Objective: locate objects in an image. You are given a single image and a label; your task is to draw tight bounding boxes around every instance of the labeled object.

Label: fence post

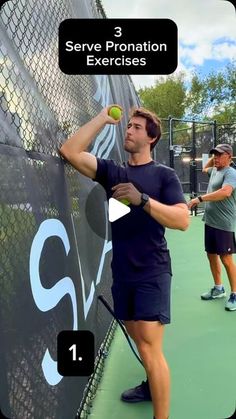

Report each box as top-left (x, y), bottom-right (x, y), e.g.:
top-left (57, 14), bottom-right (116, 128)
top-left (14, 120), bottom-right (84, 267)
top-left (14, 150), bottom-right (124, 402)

top-left (168, 116), bottom-right (174, 168)
top-left (213, 119), bottom-right (217, 147)
top-left (190, 121), bottom-right (197, 193)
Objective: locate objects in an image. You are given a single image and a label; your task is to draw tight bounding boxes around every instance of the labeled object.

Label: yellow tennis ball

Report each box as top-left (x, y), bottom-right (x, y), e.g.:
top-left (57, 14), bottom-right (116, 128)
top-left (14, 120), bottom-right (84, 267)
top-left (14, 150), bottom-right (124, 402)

top-left (108, 106), bottom-right (122, 120)
top-left (120, 198), bottom-right (130, 205)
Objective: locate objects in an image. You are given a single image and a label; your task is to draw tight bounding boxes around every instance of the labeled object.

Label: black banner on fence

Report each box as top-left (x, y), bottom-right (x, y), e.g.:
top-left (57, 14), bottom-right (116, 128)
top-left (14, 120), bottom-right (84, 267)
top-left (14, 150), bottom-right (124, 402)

top-left (0, 1), bottom-right (139, 418)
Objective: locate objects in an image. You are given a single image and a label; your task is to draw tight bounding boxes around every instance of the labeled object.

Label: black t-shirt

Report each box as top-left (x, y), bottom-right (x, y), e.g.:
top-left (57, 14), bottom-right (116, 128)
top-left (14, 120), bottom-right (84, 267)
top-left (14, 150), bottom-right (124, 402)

top-left (94, 159), bottom-right (186, 282)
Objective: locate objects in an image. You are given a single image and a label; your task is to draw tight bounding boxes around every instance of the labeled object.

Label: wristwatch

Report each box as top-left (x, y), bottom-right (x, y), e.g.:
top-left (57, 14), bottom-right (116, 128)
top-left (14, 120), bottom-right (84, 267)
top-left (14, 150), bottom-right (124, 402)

top-left (198, 195), bottom-right (203, 202)
top-left (139, 193), bottom-right (149, 208)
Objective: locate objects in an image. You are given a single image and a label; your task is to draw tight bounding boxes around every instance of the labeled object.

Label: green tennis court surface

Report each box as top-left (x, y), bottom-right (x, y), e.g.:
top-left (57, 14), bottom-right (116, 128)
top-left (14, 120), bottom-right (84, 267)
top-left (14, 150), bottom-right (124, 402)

top-left (90, 217), bottom-right (236, 419)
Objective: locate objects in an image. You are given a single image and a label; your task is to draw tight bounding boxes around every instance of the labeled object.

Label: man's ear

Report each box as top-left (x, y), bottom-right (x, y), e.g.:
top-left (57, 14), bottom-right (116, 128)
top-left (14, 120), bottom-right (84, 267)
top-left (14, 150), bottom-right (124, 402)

top-left (149, 137), bottom-right (157, 145)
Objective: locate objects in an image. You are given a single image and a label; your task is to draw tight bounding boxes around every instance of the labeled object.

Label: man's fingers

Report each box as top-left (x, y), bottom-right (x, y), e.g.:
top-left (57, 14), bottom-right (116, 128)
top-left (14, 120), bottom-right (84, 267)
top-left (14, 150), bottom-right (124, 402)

top-left (112, 183), bottom-right (129, 190)
top-left (188, 201), bottom-right (197, 209)
top-left (112, 189), bottom-right (129, 198)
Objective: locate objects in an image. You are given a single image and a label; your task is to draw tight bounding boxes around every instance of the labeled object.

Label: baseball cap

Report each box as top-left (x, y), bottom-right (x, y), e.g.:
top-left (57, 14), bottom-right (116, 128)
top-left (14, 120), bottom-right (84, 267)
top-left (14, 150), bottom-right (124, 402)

top-left (209, 144), bottom-right (233, 156)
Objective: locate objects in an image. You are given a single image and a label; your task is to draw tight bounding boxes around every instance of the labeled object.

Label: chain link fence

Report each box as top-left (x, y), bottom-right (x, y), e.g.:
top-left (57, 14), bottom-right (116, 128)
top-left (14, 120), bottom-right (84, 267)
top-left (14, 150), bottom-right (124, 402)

top-left (1, 1), bottom-right (235, 417)
top-left (154, 118), bottom-right (236, 196)
top-left (0, 1), bottom-right (139, 418)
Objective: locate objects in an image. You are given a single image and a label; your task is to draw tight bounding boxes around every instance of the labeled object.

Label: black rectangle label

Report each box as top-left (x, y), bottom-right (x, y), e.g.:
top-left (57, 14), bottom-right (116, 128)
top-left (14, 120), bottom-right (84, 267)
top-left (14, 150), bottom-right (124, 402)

top-left (57, 330), bottom-right (94, 376)
top-left (59, 18), bottom-right (178, 75)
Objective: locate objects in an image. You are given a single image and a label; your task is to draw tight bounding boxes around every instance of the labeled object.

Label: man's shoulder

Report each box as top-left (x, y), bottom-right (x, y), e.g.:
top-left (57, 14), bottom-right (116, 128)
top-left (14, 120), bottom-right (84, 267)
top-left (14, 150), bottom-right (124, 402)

top-left (227, 166), bottom-right (236, 175)
top-left (152, 161), bottom-right (175, 173)
top-left (222, 166), bottom-right (236, 179)
top-left (152, 162), bottom-right (177, 180)
top-left (97, 158), bottom-right (176, 177)
top-left (95, 158), bottom-right (125, 183)
top-left (97, 158), bottom-right (124, 169)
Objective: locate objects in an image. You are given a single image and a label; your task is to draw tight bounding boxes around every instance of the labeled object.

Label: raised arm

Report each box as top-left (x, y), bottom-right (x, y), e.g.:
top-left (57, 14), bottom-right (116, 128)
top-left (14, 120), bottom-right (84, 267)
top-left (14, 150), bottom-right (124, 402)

top-left (59, 105), bottom-right (122, 179)
top-left (202, 155), bottom-right (214, 173)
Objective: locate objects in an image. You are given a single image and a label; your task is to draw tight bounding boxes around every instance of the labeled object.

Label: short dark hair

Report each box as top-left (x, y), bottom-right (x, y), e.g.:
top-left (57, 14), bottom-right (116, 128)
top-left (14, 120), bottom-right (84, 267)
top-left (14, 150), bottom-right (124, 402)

top-left (129, 107), bottom-right (162, 150)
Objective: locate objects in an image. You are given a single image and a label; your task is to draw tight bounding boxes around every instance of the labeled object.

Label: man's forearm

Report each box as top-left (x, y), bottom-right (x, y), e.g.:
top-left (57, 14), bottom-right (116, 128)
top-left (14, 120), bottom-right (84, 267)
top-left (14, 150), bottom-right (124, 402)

top-left (188, 186), bottom-right (232, 209)
top-left (144, 198), bottom-right (189, 231)
top-left (201, 188), bottom-right (231, 202)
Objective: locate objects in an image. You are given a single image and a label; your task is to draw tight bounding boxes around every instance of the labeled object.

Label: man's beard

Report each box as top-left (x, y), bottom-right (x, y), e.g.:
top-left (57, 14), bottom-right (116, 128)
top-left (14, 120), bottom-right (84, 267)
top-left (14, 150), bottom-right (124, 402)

top-left (124, 141), bottom-right (138, 153)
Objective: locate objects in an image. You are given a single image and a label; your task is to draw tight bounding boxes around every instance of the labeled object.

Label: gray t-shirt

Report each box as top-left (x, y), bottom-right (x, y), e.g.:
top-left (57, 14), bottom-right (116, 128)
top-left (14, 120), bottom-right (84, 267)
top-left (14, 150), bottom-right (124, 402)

top-left (203, 166), bottom-right (236, 232)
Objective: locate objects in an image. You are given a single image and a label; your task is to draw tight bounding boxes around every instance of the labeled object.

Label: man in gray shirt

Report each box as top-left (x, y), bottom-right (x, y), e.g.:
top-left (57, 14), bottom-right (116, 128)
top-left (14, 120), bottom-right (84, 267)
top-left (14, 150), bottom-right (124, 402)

top-left (188, 144), bottom-right (236, 311)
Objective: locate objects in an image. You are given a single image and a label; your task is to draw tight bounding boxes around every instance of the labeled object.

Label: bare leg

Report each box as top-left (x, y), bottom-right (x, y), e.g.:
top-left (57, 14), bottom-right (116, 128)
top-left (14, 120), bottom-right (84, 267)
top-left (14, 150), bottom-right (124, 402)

top-left (125, 320), bottom-right (170, 419)
top-left (207, 253), bottom-right (222, 285)
top-left (220, 254), bottom-right (236, 292)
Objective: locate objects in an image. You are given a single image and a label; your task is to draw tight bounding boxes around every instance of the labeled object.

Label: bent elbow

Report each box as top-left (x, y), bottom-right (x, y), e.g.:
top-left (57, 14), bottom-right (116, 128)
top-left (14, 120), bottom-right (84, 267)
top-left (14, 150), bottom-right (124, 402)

top-left (59, 144), bottom-right (70, 161)
top-left (181, 221), bottom-right (189, 231)
top-left (173, 218), bottom-right (189, 231)
top-left (180, 215), bottom-right (190, 231)
top-left (59, 144), bottom-right (65, 157)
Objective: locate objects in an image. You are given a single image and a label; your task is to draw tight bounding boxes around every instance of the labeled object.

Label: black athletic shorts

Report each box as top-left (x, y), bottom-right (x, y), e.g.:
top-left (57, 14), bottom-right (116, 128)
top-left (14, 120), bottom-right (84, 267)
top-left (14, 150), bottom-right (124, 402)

top-left (205, 224), bottom-right (236, 255)
top-left (111, 273), bottom-right (172, 324)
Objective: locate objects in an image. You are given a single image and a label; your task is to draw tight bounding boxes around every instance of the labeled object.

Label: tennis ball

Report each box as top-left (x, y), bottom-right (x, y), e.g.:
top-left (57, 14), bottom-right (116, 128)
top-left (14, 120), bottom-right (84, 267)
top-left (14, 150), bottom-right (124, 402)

top-left (108, 106), bottom-right (122, 120)
top-left (120, 198), bottom-right (130, 205)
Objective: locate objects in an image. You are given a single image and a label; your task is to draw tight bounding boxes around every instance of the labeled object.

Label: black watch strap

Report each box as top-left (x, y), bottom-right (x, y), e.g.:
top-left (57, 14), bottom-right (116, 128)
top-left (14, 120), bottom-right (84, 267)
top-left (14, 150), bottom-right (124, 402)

top-left (139, 193), bottom-right (149, 208)
top-left (198, 195), bottom-right (203, 202)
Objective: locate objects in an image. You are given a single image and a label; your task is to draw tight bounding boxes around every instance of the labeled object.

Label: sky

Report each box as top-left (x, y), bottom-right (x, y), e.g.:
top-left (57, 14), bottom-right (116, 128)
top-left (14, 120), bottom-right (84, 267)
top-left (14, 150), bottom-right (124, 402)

top-left (101, 0), bottom-right (236, 90)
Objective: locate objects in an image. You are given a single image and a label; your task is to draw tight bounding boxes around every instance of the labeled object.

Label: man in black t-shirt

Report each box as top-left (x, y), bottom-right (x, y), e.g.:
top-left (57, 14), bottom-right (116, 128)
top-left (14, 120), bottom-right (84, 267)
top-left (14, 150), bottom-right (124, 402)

top-left (60, 105), bottom-right (189, 419)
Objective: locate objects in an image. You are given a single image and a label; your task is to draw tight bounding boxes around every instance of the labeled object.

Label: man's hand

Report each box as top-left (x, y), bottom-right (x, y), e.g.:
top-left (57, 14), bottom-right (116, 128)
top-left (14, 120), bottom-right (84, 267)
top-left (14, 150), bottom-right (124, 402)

top-left (111, 183), bottom-right (142, 206)
top-left (187, 197), bottom-right (200, 209)
top-left (202, 156), bottom-right (214, 173)
top-left (101, 105), bottom-right (123, 125)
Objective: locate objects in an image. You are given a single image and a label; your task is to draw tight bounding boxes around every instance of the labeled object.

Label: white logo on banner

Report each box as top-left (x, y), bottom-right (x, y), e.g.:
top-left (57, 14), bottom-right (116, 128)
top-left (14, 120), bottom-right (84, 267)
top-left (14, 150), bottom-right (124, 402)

top-left (29, 219), bottom-right (78, 385)
top-left (29, 76), bottom-right (116, 386)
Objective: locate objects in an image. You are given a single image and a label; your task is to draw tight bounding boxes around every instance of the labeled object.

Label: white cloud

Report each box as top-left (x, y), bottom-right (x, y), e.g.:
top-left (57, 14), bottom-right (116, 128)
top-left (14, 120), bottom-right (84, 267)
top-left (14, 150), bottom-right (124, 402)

top-left (180, 41), bottom-right (236, 66)
top-left (131, 59), bottom-right (195, 89)
top-left (212, 42), bottom-right (236, 60)
top-left (102, 0), bottom-right (235, 44)
top-left (130, 74), bottom-right (157, 90)
top-left (102, 0), bottom-right (236, 88)
top-left (180, 43), bottom-right (212, 66)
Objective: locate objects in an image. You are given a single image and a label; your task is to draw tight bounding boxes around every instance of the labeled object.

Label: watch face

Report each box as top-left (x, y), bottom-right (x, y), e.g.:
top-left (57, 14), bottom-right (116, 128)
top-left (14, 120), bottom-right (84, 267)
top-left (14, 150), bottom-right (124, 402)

top-left (141, 193), bottom-right (149, 206)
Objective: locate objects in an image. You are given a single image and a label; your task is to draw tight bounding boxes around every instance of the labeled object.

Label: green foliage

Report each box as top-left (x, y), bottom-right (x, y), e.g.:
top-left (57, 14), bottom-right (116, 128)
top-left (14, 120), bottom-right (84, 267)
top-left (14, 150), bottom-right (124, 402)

top-left (138, 74), bottom-right (186, 119)
top-left (211, 104), bottom-right (236, 124)
top-left (185, 61), bottom-right (236, 120)
top-left (138, 61), bottom-right (236, 123)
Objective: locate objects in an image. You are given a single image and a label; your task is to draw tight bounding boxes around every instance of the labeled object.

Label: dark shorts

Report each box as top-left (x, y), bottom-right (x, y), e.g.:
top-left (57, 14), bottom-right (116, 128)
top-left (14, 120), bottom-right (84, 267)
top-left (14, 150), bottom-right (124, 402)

top-left (205, 224), bottom-right (236, 255)
top-left (111, 273), bottom-right (172, 324)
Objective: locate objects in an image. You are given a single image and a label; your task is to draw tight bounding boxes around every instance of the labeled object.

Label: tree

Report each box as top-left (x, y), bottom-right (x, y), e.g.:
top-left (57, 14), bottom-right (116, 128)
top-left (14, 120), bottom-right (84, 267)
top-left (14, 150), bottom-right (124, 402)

top-left (138, 74), bottom-right (187, 119)
top-left (185, 61), bottom-right (236, 121)
top-left (138, 61), bottom-right (236, 124)
top-left (211, 104), bottom-right (236, 124)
